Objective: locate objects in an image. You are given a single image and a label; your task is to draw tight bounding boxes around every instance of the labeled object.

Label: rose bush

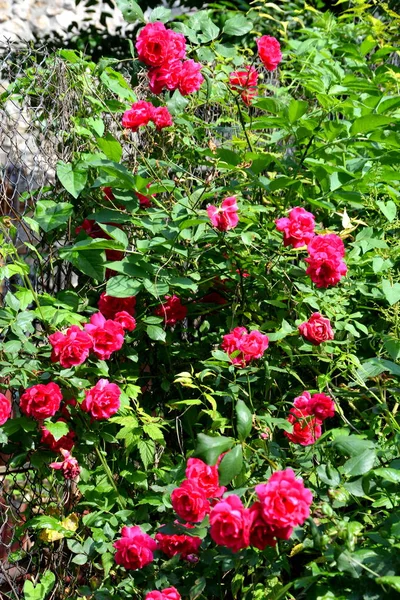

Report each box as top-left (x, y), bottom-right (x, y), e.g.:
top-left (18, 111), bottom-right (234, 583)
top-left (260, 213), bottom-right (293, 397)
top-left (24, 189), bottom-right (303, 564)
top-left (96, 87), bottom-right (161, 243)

top-left (0, 1), bottom-right (400, 599)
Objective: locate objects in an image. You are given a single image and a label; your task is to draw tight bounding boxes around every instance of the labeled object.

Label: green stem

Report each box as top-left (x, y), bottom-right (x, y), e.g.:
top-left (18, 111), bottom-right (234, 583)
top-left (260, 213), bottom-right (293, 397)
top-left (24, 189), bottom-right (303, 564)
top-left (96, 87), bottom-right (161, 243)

top-left (94, 444), bottom-right (126, 508)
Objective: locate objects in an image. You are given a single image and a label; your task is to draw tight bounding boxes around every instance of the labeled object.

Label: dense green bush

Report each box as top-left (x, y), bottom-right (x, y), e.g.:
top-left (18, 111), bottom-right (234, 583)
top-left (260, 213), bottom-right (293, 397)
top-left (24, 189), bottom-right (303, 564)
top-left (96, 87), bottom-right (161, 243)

top-left (1, 1), bottom-right (400, 599)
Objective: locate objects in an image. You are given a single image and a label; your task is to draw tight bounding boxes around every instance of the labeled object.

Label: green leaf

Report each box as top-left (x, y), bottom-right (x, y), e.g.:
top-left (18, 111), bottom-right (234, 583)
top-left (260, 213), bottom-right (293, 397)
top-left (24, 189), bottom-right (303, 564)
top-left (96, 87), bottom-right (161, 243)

top-left (190, 577), bottom-right (207, 600)
top-left (138, 439), bottom-right (155, 470)
top-left (56, 161), bottom-right (87, 199)
top-left (106, 275), bottom-right (143, 298)
top-left (96, 133), bottom-right (123, 162)
top-left (343, 449), bottom-right (376, 477)
top-left (116, 0), bottom-right (144, 23)
top-left (374, 468), bottom-right (400, 484)
top-left (167, 89), bottom-right (189, 116)
top-left (72, 554), bottom-right (88, 565)
top-left (333, 435), bottom-right (375, 456)
top-left (100, 69), bottom-right (136, 102)
top-left (146, 325), bottom-right (166, 342)
top-left (382, 279), bottom-right (400, 306)
top-left (3, 340), bottom-right (22, 354)
top-left (40, 571), bottom-right (56, 596)
top-left (43, 421), bottom-right (69, 442)
top-left (377, 200), bottom-right (397, 223)
top-left (288, 99), bottom-right (308, 123)
top-left (235, 400), bottom-right (252, 441)
top-left (35, 201), bottom-right (73, 232)
top-left (350, 114), bottom-right (393, 135)
top-left (223, 14), bottom-right (252, 36)
top-left (376, 576), bottom-right (400, 592)
top-left (149, 6), bottom-right (171, 22)
top-left (218, 445), bottom-right (243, 486)
top-left (60, 248), bottom-right (105, 280)
top-left (195, 433), bottom-right (234, 465)
top-left (98, 224), bottom-right (128, 248)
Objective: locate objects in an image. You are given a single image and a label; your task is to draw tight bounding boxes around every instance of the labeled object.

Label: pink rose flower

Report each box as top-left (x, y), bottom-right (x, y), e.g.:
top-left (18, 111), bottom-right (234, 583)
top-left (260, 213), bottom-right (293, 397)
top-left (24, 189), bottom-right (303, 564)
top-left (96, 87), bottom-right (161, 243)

top-left (229, 65), bottom-right (258, 105)
top-left (149, 59), bottom-right (182, 95)
top-left (50, 448), bottom-right (80, 480)
top-left (122, 100), bottom-right (155, 131)
top-left (81, 379), bottom-right (121, 420)
top-left (84, 312), bottom-right (125, 360)
top-left (209, 495), bottom-right (251, 552)
top-left (152, 106), bottom-right (173, 130)
top-left (145, 587), bottom-right (181, 600)
top-left (207, 196), bottom-right (239, 231)
top-left (185, 458), bottom-right (226, 498)
top-left (98, 293), bottom-right (136, 320)
top-left (305, 233), bottom-right (347, 288)
top-left (275, 207), bottom-right (315, 248)
top-left (221, 327), bottom-right (269, 367)
top-left (113, 525), bottom-right (157, 570)
top-left (284, 407), bottom-right (322, 446)
top-left (0, 392), bottom-right (12, 426)
top-left (298, 312), bottom-right (334, 346)
top-left (114, 311), bottom-right (137, 332)
top-left (239, 330), bottom-right (269, 361)
top-left (154, 295), bottom-right (187, 326)
top-left (136, 22), bottom-right (185, 67)
top-left (48, 326), bottom-right (93, 369)
top-left (257, 35), bottom-right (282, 71)
top-left (155, 532), bottom-right (202, 560)
top-left (178, 59), bottom-right (204, 96)
top-left (309, 393), bottom-right (335, 421)
top-left (41, 419), bottom-right (75, 452)
top-left (249, 502), bottom-right (292, 549)
top-left (20, 383), bottom-right (62, 420)
top-left (255, 469), bottom-right (313, 529)
top-left (171, 480), bottom-right (210, 523)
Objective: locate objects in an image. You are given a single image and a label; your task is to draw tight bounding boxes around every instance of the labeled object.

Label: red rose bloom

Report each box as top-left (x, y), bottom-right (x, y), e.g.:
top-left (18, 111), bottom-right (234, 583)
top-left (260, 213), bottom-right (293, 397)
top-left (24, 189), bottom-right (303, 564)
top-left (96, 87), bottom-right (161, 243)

top-left (155, 532), bottom-right (202, 560)
top-left (81, 379), bottom-right (121, 420)
top-left (48, 326), bottom-right (93, 369)
top-left (229, 65), bottom-right (258, 105)
top-left (309, 393), bottom-right (335, 421)
top-left (298, 312), bottom-right (334, 346)
top-left (185, 458), bottom-right (226, 498)
top-left (84, 312), bottom-right (125, 360)
top-left (114, 311), bottom-right (136, 332)
top-left (145, 587), bottom-right (181, 600)
top-left (113, 525), bottom-right (157, 570)
top-left (152, 106), bottom-right (173, 130)
top-left (207, 196), bottom-right (239, 231)
top-left (305, 233), bottom-right (347, 288)
top-left (0, 392), bottom-right (12, 426)
top-left (50, 448), bottom-right (80, 480)
top-left (98, 293), bottom-right (136, 320)
top-left (171, 480), bottom-right (210, 523)
top-left (20, 383), bottom-right (62, 420)
top-left (209, 495), bottom-right (251, 553)
top-left (275, 207), bottom-right (315, 248)
top-left (122, 100), bottom-right (155, 131)
top-left (255, 469), bottom-right (313, 529)
top-left (249, 502), bottom-right (292, 549)
top-left (178, 59), bottom-right (204, 96)
top-left (154, 295), bottom-right (187, 326)
top-left (257, 35), bottom-right (282, 71)
top-left (136, 22), bottom-right (184, 67)
top-left (284, 407), bottom-right (322, 446)
top-left (41, 420), bottom-right (75, 452)
top-left (149, 59), bottom-right (182, 95)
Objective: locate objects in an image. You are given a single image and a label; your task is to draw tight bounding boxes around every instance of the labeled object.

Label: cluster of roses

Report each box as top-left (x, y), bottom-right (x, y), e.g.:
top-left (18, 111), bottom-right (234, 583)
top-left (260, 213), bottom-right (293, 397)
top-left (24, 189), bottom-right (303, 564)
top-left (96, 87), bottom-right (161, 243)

top-left (229, 35), bottom-right (282, 105)
top-left (221, 326), bottom-right (269, 367)
top-left (49, 293), bottom-right (136, 368)
top-left (276, 207), bottom-right (347, 288)
top-left (113, 460), bottom-right (313, 592)
top-left (284, 391), bottom-right (335, 446)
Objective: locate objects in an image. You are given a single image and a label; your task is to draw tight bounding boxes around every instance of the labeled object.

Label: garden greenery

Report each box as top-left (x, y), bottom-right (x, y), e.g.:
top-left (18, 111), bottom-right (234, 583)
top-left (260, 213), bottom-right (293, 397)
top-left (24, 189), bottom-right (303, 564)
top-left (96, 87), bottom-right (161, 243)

top-left (0, 0), bottom-right (400, 598)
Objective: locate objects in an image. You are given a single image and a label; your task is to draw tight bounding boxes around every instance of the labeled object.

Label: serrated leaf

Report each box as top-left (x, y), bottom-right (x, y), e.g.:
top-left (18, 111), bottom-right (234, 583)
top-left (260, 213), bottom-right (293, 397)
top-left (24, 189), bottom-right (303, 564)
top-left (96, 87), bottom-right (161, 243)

top-left (218, 445), bottom-right (243, 486)
top-left (116, 0), bottom-right (144, 23)
top-left (146, 325), bottom-right (166, 342)
top-left (223, 14), bottom-right (252, 36)
top-left (138, 439), bottom-right (155, 470)
top-left (343, 449), bottom-right (376, 477)
top-left (106, 275), bottom-right (143, 298)
top-left (350, 114), bottom-right (393, 135)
